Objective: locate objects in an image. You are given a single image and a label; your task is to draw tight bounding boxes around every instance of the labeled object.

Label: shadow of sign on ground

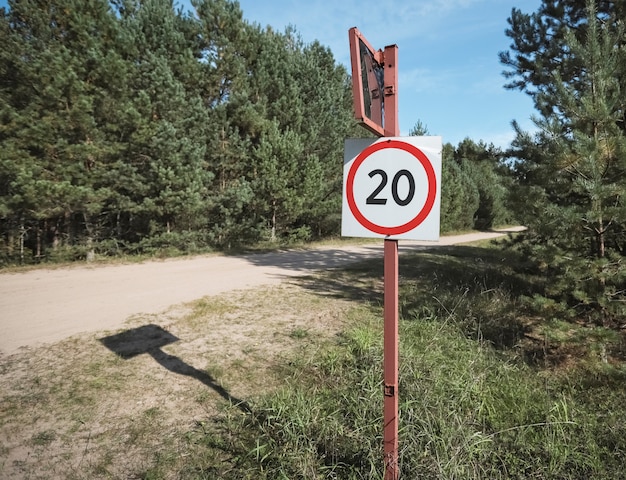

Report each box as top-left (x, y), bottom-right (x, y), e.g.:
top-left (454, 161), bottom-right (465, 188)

top-left (99, 324), bottom-right (250, 413)
top-left (291, 243), bottom-right (536, 351)
top-left (238, 245), bottom-right (383, 272)
top-left (236, 227), bottom-right (524, 275)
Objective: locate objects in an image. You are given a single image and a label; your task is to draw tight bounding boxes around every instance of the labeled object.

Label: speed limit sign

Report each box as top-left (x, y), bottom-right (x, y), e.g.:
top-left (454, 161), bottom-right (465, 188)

top-left (342, 136), bottom-right (442, 240)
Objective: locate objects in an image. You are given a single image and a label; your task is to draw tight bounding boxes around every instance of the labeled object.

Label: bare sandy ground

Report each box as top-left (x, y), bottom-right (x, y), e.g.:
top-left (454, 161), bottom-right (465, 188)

top-left (0, 229), bottom-right (523, 355)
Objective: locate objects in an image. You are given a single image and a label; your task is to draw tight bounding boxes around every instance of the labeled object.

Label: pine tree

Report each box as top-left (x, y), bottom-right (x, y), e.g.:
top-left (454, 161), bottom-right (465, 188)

top-left (454, 139), bottom-right (511, 230)
top-left (1, 0), bottom-right (128, 261)
top-left (290, 39), bottom-right (357, 239)
top-left (192, 0), bottom-right (263, 246)
top-left (1, 0), bottom-right (362, 260)
top-left (197, 17), bottom-right (356, 243)
top-left (250, 121), bottom-right (305, 241)
top-left (439, 145), bottom-right (480, 232)
top-left (117, 0), bottom-right (211, 250)
top-left (500, 0), bottom-right (626, 128)
top-left (504, 0), bottom-right (626, 321)
top-left (406, 124), bottom-right (513, 232)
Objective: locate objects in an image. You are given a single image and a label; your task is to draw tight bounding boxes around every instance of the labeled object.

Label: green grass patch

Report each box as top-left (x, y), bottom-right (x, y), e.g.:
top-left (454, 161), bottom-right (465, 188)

top-left (3, 240), bottom-right (625, 479)
top-left (182, 241), bottom-right (626, 479)
top-left (191, 317), bottom-right (626, 479)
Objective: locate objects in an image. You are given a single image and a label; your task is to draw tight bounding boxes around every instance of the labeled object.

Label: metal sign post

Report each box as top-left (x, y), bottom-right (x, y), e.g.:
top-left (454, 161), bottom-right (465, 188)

top-left (382, 42), bottom-right (400, 480)
top-left (383, 238), bottom-right (399, 479)
top-left (347, 28), bottom-right (441, 480)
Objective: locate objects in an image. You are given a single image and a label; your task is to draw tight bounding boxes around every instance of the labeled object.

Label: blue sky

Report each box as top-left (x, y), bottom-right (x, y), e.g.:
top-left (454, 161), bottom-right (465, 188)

top-left (231, 0), bottom-right (543, 148)
top-left (0, 0), bottom-right (542, 148)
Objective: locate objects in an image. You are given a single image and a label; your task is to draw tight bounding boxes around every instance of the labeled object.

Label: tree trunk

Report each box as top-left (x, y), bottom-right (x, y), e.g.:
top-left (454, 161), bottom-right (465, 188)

top-left (52, 219), bottom-right (60, 250)
top-left (19, 223), bottom-right (25, 264)
top-left (36, 224), bottom-right (41, 260)
top-left (7, 229), bottom-right (14, 256)
top-left (596, 213), bottom-right (605, 259)
top-left (86, 237), bottom-right (95, 262)
top-left (83, 213), bottom-right (95, 262)
top-left (65, 211), bottom-right (73, 246)
top-left (270, 201), bottom-right (277, 242)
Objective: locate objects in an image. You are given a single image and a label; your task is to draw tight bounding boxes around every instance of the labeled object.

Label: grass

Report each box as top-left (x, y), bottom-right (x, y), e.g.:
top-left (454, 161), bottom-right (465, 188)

top-left (182, 239), bottom-right (626, 479)
top-left (1, 239), bottom-right (625, 479)
top-left (204, 322), bottom-right (610, 479)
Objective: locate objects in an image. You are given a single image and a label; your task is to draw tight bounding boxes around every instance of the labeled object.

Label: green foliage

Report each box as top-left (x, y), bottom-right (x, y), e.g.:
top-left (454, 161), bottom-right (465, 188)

top-left (500, 0), bottom-right (626, 123)
top-left (0, 0), bottom-right (358, 264)
top-left (0, 0), bottom-right (521, 265)
top-left (458, 142), bottom-right (512, 230)
top-left (440, 153), bottom-right (479, 231)
top-left (438, 138), bottom-right (514, 232)
top-left (503, 0), bottom-right (626, 322)
top-left (408, 119), bottom-right (430, 136)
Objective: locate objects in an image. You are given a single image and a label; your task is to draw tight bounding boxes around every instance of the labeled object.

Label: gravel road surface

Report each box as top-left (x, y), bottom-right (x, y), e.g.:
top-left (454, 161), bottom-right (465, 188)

top-left (0, 229), bottom-right (523, 354)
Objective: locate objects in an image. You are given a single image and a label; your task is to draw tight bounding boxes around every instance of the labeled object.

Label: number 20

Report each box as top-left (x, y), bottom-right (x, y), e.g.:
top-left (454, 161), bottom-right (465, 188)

top-left (366, 169), bottom-right (416, 206)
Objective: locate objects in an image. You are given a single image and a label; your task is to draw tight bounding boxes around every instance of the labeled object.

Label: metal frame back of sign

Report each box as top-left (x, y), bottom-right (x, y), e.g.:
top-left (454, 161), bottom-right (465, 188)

top-left (349, 27), bottom-right (388, 137)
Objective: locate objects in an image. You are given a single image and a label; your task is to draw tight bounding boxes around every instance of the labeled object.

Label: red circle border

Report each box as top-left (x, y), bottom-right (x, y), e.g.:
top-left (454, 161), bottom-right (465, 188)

top-left (346, 139), bottom-right (437, 236)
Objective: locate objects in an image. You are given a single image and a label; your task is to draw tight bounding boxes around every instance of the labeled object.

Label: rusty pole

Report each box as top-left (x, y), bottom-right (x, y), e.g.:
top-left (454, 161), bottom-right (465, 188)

top-left (382, 43), bottom-right (400, 480)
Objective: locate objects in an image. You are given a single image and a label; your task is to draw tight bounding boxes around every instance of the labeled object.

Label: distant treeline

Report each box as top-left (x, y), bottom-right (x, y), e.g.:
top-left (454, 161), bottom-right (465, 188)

top-left (0, 0), bottom-right (514, 265)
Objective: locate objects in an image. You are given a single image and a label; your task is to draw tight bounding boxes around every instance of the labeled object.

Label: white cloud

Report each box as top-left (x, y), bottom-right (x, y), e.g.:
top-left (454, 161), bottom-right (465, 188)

top-left (400, 67), bottom-right (463, 94)
top-left (470, 71), bottom-right (509, 96)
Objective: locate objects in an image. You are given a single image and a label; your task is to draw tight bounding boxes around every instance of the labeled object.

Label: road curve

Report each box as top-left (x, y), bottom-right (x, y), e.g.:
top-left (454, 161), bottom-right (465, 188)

top-left (0, 228), bottom-right (523, 354)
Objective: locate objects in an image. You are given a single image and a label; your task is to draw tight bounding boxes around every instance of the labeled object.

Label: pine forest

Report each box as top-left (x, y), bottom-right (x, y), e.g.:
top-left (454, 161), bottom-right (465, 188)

top-left (0, 0), bottom-right (514, 264)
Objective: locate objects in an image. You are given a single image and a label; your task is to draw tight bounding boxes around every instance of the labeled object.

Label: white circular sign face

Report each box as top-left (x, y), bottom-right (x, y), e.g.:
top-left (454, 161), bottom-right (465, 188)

top-left (342, 137), bottom-right (441, 240)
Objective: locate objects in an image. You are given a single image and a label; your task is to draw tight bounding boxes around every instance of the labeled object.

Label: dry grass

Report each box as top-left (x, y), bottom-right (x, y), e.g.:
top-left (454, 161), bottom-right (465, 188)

top-left (0, 283), bottom-right (355, 479)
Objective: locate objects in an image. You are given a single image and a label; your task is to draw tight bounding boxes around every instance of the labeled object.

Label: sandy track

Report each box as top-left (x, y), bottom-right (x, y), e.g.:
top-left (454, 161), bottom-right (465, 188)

top-left (0, 229), bottom-right (522, 354)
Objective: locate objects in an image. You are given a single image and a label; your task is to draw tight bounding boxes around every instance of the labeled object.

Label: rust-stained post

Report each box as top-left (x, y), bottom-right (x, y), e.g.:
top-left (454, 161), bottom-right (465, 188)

top-left (383, 44), bottom-right (399, 138)
top-left (383, 237), bottom-right (399, 479)
top-left (348, 27), bottom-right (401, 479)
top-left (383, 43), bottom-right (400, 480)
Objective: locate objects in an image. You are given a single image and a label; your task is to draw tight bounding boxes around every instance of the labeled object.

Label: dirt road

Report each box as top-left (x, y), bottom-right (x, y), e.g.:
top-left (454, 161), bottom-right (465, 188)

top-left (0, 229), bottom-right (522, 355)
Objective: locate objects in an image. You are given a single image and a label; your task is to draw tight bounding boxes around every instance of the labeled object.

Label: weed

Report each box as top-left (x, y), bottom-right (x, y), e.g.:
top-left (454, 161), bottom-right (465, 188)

top-left (289, 327), bottom-right (309, 339)
top-left (31, 429), bottom-right (56, 446)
